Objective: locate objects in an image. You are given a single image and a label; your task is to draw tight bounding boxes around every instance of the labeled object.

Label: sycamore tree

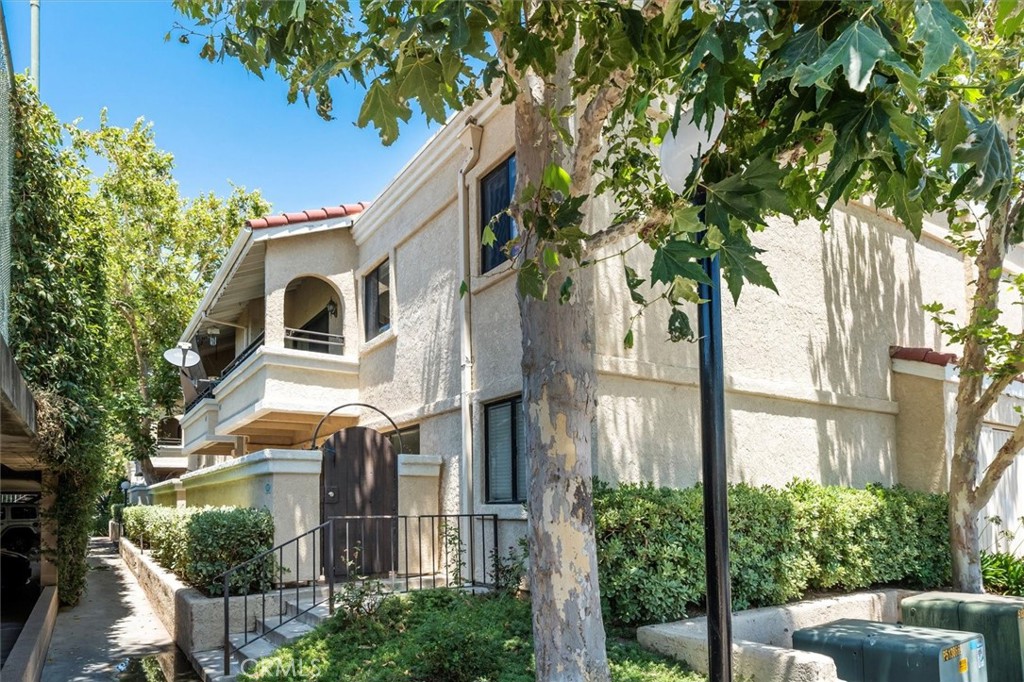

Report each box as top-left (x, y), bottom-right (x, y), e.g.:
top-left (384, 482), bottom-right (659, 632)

top-left (172, 0), bottom-right (1021, 676)
top-left (73, 117), bottom-right (269, 484)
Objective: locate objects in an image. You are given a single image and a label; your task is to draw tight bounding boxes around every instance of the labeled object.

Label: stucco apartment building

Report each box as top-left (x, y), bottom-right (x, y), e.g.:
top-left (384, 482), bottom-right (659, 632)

top-left (151, 95), bottom-right (1023, 564)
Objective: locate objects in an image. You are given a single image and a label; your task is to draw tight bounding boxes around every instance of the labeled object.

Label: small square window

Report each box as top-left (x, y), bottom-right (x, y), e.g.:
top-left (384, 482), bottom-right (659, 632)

top-left (364, 259), bottom-right (391, 341)
top-left (484, 396), bottom-right (527, 504)
top-left (388, 425), bottom-right (420, 455)
top-left (481, 154), bottom-right (517, 273)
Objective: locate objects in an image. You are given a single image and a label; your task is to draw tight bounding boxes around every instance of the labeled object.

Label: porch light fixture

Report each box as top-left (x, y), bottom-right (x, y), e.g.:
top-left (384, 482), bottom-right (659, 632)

top-left (327, 298), bottom-right (338, 318)
top-left (207, 327), bottom-right (220, 346)
top-left (659, 109), bottom-right (732, 682)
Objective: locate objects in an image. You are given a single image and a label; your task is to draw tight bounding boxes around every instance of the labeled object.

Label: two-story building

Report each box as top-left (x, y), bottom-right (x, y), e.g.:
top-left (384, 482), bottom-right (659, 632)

top-left (151, 95), bottom-right (1024, 583)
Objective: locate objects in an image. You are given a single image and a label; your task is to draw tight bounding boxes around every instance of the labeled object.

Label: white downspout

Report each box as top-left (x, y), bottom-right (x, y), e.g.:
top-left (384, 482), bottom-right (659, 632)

top-left (458, 121), bottom-right (483, 515)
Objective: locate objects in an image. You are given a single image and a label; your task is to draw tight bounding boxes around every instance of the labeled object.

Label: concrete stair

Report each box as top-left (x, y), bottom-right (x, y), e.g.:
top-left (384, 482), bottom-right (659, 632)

top-left (190, 594), bottom-right (333, 682)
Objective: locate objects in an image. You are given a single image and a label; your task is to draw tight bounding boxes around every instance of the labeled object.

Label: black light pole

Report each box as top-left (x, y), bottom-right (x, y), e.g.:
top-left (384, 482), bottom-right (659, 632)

top-left (696, 191), bottom-right (733, 681)
top-left (660, 114), bottom-right (733, 682)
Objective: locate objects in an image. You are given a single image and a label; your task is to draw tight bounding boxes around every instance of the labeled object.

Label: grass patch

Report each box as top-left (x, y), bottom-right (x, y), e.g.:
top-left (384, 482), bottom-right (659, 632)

top-left (238, 590), bottom-right (703, 682)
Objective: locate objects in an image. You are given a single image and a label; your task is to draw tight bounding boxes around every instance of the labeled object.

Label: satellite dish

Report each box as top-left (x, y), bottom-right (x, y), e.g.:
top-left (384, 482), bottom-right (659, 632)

top-left (163, 345), bottom-right (200, 368)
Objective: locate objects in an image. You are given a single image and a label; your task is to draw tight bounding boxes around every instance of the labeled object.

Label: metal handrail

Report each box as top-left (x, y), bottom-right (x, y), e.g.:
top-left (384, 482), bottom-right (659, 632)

top-left (219, 519), bottom-right (334, 675)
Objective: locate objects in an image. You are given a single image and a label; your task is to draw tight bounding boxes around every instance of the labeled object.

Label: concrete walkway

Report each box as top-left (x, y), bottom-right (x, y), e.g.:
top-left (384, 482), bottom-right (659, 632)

top-left (40, 538), bottom-right (197, 681)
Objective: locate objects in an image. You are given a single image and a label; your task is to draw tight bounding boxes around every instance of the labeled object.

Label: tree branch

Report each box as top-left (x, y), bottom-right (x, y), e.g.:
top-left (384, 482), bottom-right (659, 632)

top-left (974, 415), bottom-right (1024, 510)
top-left (975, 342), bottom-right (1024, 417)
top-left (584, 207), bottom-right (670, 252)
top-left (570, 67), bottom-right (634, 195)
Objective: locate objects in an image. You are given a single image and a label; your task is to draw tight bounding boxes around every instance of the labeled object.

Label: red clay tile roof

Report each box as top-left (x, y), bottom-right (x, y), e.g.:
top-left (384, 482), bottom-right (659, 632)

top-left (246, 202), bottom-right (370, 229)
top-left (889, 346), bottom-right (958, 366)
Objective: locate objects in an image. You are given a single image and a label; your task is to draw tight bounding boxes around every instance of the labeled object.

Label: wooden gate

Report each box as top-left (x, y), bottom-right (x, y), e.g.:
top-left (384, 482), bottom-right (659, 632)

top-left (321, 426), bottom-right (398, 578)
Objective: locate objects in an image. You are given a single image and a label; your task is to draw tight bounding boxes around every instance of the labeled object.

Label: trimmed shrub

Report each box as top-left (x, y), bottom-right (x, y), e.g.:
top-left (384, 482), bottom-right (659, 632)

top-left (109, 504), bottom-right (125, 523)
top-left (595, 480), bottom-right (950, 626)
top-left (183, 507), bottom-right (276, 596)
top-left (122, 505), bottom-right (274, 596)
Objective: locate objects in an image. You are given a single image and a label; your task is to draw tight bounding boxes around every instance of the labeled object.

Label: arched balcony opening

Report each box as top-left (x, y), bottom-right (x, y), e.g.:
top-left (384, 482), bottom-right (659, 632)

top-left (284, 276), bottom-right (345, 355)
top-left (156, 416), bottom-right (182, 446)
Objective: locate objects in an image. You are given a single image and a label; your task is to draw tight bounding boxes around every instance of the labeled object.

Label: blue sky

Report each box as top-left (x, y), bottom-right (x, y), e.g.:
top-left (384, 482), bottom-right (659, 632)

top-left (2, 0), bottom-right (437, 215)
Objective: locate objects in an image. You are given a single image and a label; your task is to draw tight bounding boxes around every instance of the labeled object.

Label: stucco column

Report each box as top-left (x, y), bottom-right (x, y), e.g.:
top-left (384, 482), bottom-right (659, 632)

top-left (264, 288), bottom-right (286, 349)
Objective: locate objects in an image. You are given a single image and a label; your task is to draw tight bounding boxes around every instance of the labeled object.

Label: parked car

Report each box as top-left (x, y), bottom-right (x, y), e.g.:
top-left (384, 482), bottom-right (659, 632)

top-left (0, 501), bottom-right (40, 556)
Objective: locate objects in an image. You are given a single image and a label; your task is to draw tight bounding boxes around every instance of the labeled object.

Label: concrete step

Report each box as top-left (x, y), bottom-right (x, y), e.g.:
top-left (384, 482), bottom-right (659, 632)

top-left (253, 616), bottom-right (317, 646)
top-left (285, 597), bottom-right (334, 627)
top-left (191, 647), bottom-right (241, 682)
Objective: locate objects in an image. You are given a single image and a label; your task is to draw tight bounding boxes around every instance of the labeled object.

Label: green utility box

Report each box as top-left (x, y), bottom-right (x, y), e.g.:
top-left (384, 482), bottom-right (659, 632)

top-left (902, 591), bottom-right (1024, 681)
top-left (793, 619), bottom-right (987, 682)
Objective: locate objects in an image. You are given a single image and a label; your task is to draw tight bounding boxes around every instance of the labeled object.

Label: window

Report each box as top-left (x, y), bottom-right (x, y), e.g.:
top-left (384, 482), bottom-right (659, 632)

top-left (388, 425), bottom-right (421, 455)
top-left (364, 259), bottom-right (391, 341)
top-left (484, 397), bottom-right (527, 504)
top-left (481, 155), bottom-right (517, 273)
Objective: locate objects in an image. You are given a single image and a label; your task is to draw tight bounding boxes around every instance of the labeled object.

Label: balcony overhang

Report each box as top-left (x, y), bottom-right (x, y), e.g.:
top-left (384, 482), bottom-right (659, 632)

top-left (207, 346), bottom-right (360, 450)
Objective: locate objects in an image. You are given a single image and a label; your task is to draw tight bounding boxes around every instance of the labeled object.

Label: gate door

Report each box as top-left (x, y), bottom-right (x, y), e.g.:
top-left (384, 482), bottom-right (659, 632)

top-left (321, 426), bottom-right (398, 578)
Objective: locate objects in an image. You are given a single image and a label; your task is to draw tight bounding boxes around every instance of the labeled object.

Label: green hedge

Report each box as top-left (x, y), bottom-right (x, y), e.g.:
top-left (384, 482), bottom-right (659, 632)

top-left (122, 505), bottom-right (275, 596)
top-left (594, 480), bottom-right (950, 626)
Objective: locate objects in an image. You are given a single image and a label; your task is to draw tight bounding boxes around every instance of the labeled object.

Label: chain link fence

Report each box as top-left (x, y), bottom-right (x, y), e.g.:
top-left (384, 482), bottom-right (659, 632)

top-left (0, 5), bottom-right (14, 342)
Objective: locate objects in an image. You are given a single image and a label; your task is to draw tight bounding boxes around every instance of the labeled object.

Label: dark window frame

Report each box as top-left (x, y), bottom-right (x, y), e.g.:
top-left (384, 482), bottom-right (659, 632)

top-left (483, 396), bottom-right (526, 504)
top-left (387, 425), bottom-right (421, 455)
top-left (364, 259), bottom-right (391, 341)
top-left (480, 154), bottom-right (517, 274)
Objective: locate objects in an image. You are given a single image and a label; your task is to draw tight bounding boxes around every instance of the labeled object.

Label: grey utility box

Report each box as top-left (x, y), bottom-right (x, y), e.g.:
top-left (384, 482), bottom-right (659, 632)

top-left (902, 591), bottom-right (1024, 682)
top-left (793, 619), bottom-right (987, 682)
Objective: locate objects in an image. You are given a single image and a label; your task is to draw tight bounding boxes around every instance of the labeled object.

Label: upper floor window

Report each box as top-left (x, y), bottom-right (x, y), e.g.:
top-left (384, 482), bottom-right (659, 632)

top-left (484, 396), bottom-right (527, 504)
top-left (364, 259), bottom-right (391, 341)
top-left (481, 154), bottom-right (517, 273)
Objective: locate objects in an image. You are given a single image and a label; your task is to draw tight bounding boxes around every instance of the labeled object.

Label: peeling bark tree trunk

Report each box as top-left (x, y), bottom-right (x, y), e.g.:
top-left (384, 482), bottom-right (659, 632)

top-left (948, 425), bottom-right (983, 592)
top-left (520, 260), bottom-right (608, 682)
top-left (115, 299), bottom-right (158, 485)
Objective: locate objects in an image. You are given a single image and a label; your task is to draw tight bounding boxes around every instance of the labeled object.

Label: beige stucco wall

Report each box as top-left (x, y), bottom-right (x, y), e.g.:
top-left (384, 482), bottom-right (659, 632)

top-left (180, 449), bottom-right (321, 578)
top-left (264, 228), bottom-right (360, 353)
top-left (893, 372), bottom-right (948, 492)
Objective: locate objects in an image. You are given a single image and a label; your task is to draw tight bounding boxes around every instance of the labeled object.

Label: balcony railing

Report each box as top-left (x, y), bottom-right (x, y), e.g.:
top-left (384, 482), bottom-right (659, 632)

top-left (284, 327), bottom-right (344, 355)
top-left (219, 331), bottom-right (265, 380)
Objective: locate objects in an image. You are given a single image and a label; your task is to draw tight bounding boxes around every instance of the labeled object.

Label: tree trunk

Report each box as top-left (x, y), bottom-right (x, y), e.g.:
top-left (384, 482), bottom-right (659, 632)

top-left (948, 450), bottom-right (983, 592)
top-left (520, 260), bottom-right (609, 682)
top-left (115, 299), bottom-right (158, 485)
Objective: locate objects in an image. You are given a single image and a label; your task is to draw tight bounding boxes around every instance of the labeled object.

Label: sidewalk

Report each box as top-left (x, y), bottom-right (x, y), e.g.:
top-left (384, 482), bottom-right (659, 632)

top-left (40, 537), bottom-right (197, 681)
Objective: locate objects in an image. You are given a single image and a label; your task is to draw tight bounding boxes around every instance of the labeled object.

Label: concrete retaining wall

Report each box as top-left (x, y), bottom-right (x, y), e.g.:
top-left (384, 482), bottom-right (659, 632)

top-left (119, 538), bottom-right (287, 655)
top-left (0, 586), bottom-right (58, 682)
top-left (637, 589), bottom-right (917, 682)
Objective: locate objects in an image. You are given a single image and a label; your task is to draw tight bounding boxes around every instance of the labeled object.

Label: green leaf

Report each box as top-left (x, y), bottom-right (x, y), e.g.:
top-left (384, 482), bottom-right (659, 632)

top-left (651, 240), bottom-right (713, 286)
top-left (623, 329), bottom-right (634, 350)
top-left (792, 20), bottom-right (913, 93)
top-left (481, 223), bottom-right (497, 247)
top-left (542, 247), bottom-right (560, 270)
top-left (624, 265), bottom-right (646, 305)
top-left (951, 119), bottom-right (1013, 205)
top-left (667, 308), bottom-right (695, 343)
top-left (934, 102), bottom-right (970, 168)
top-left (719, 235), bottom-right (776, 304)
top-left (995, 0), bottom-right (1024, 38)
top-left (912, 0), bottom-right (972, 77)
top-left (760, 27), bottom-right (826, 86)
top-left (458, 280), bottom-right (469, 299)
top-left (670, 205), bottom-right (704, 234)
top-left (357, 81), bottom-right (411, 145)
top-left (558, 276), bottom-right (573, 304)
top-left (397, 55), bottom-right (447, 123)
top-left (542, 163), bottom-right (571, 195)
top-left (517, 260), bottom-right (547, 300)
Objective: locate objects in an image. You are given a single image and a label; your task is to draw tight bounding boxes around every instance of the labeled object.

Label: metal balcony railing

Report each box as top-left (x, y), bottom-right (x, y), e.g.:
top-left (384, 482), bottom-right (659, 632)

top-left (284, 327), bottom-right (344, 355)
